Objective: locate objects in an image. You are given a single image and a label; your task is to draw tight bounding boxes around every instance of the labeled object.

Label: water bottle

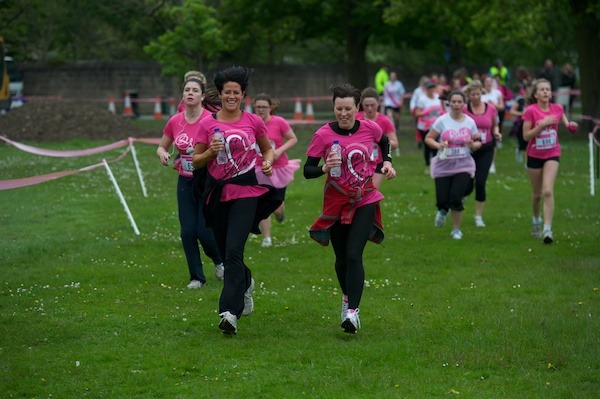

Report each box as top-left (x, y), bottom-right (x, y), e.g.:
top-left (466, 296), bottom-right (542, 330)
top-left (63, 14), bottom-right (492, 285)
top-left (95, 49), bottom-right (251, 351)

top-left (438, 140), bottom-right (448, 160)
top-left (371, 142), bottom-right (379, 162)
top-left (329, 140), bottom-right (342, 178)
top-left (213, 128), bottom-right (228, 165)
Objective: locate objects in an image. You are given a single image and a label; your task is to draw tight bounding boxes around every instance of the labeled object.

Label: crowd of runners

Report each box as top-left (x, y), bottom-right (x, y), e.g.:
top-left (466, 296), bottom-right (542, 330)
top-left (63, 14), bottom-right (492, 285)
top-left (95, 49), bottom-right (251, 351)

top-left (155, 61), bottom-right (578, 335)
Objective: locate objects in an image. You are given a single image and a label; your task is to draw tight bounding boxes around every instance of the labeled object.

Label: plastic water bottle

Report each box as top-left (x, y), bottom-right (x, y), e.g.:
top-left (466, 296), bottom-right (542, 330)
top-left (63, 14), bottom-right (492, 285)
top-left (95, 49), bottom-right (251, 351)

top-left (329, 140), bottom-right (342, 178)
top-left (438, 141), bottom-right (448, 160)
top-left (371, 142), bottom-right (379, 162)
top-left (213, 128), bottom-right (228, 165)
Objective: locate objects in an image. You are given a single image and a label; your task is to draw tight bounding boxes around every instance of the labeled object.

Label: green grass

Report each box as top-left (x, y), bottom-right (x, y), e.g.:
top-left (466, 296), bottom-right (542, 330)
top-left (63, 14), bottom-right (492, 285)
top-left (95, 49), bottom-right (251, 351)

top-left (1, 118), bottom-right (599, 398)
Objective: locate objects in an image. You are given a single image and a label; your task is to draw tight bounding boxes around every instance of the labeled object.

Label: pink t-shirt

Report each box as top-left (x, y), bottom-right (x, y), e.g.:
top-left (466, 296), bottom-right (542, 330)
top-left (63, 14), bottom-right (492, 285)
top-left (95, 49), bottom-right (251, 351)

top-left (416, 95), bottom-right (442, 131)
top-left (255, 115), bottom-right (291, 168)
top-left (306, 120), bottom-right (385, 206)
top-left (356, 111), bottom-right (395, 163)
top-left (522, 103), bottom-right (564, 159)
top-left (163, 109), bottom-right (211, 177)
top-left (196, 111), bottom-right (269, 201)
top-left (463, 103), bottom-right (497, 145)
top-left (430, 113), bottom-right (478, 178)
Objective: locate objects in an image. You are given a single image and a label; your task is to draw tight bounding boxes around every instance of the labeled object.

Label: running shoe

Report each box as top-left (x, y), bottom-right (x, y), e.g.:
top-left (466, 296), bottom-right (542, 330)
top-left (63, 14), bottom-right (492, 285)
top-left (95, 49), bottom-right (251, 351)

top-left (531, 222), bottom-right (542, 238)
top-left (543, 229), bottom-right (554, 244)
top-left (341, 296), bottom-right (349, 322)
top-left (434, 210), bottom-right (447, 228)
top-left (341, 309), bottom-right (360, 334)
top-left (187, 280), bottom-right (203, 289)
top-left (215, 263), bottom-right (224, 281)
top-left (241, 278), bottom-right (255, 316)
top-left (261, 237), bottom-right (272, 247)
top-left (475, 216), bottom-right (486, 227)
top-left (451, 229), bottom-right (463, 240)
top-left (219, 311), bottom-right (237, 334)
top-left (489, 163), bottom-right (497, 174)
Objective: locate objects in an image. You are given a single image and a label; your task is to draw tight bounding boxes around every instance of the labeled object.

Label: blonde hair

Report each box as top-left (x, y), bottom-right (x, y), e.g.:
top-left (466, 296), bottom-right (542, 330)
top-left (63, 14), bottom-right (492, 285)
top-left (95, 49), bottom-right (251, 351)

top-left (183, 70), bottom-right (207, 86)
top-left (463, 80), bottom-right (486, 96)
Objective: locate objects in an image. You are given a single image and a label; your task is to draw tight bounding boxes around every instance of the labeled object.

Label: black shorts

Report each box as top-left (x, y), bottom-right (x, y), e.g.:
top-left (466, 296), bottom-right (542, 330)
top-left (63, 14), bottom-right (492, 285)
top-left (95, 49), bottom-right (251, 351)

top-left (385, 106), bottom-right (400, 113)
top-left (527, 156), bottom-right (560, 169)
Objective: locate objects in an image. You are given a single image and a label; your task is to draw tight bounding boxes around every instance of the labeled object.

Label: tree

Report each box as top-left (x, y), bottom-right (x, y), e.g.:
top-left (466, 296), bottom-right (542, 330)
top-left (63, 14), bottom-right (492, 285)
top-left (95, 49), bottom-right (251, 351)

top-left (144, 0), bottom-right (231, 78)
top-left (568, 0), bottom-right (600, 132)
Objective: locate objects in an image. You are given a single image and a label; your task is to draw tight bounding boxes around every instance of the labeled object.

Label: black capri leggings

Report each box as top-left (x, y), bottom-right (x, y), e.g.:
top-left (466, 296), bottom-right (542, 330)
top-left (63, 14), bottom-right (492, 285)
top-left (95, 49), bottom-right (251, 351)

top-left (435, 173), bottom-right (472, 213)
top-left (464, 144), bottom-right (494, 202)
top-left (329, 202), bottom-right (377, 310)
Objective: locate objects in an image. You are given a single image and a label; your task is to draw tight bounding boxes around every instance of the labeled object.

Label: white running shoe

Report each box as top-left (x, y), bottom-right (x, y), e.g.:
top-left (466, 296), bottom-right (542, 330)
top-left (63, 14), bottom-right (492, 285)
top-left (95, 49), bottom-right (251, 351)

top-left (531, 222), bottom-right (542, 238)
top-left (341, 296), bottom-right (349, 322)
top-left (489, 163), bottom-right (496, 174)
top-left (187, 280), bottom-right (203, 289)
top-left (434, 210), bottom-right (447, 228)
top-left (342, 309), bottom-right (360, 334)
top-left (241, 278), bottom-right (255, 316)
top-left (261, 237), bottom-right (272, 247)
top-left (475, 216), bottom-right (486, 227)
top-left (543, 229), bottom-right (554, 244)
top-left (215, 263), bottom-right (224, 281)
top-left (451, 229), bottom-right (463, 240)
top-left (219, 311), bottom-right (237, 334)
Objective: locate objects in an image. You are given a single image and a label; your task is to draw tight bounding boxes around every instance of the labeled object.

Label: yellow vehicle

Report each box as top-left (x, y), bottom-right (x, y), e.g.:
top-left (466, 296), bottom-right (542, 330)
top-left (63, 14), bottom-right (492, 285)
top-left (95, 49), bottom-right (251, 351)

top-left (1, 37), bottom-right (11, 111)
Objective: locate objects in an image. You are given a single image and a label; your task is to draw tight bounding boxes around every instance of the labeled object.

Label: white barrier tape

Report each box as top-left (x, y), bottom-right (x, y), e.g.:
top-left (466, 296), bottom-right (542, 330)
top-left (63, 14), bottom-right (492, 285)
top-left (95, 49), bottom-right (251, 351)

top-left (0, 143), bottom-right (132, 190)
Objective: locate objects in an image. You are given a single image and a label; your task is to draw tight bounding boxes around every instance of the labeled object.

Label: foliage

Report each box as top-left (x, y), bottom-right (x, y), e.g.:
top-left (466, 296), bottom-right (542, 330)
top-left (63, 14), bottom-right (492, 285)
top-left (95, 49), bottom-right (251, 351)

top-left (143, 0), bottom-right (231, 78)
top-left (0, 0), bottom-right (168, 61)
top-left (1, 120), bottom-right (599, 398)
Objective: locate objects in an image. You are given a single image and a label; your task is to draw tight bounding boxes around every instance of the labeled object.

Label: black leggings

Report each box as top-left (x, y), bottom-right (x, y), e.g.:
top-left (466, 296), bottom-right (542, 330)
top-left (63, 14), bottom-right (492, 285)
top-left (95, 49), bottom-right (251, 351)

top-left (464, 145), bottom-right (494, 202)
top-left (330, 203), bottom-right (376, 310)
top-left (211, 197), bottom-right (257, 318)
top-left (435, 173), bottom-right (472, 213)
top-left (419, 129), bottom-right (437, 166)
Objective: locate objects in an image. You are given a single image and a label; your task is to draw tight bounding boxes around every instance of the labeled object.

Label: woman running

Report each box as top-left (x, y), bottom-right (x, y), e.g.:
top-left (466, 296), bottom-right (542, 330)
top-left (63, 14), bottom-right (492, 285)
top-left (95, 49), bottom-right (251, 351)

top-left (463, 80), bottom-right (502, 227)
top-left (253, 93), bottom-right (300, 247)
top-left (424, 90), bottom-right (482, 240)
top-left (522, 78), bottom-right (578, 244)
top-left (304, 84), bottom-right (396, 334)
top-left (156, 77), bottom-right (224, 289)
top-left (192, 66), bottom-right (281, 334)
top-left (356, 87), bottom-right (397, 188)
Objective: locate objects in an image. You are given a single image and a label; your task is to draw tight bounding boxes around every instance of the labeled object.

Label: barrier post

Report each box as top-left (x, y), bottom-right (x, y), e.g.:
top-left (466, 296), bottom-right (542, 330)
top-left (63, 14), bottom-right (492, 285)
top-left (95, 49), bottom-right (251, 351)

top-left (102, 159), bottom-right (140, 235)
top-left (245, 97), bottom-right (253, 113)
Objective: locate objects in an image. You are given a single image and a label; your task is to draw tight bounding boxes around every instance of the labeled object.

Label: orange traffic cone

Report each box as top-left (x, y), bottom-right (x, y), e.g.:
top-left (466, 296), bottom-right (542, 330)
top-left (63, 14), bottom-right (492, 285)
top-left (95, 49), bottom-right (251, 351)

top-left (305, 99), bottom-right (315, 120)
top-left (293, 97), bottom-right (303, 120)
top-left (122, 91), bottom-right (134, 118)
top-left (153, 97), bottom-right (163, 120)
top-left (245, 97), bottom-right (253, 113)
top-left (108, 97), bottom-right (116, 114)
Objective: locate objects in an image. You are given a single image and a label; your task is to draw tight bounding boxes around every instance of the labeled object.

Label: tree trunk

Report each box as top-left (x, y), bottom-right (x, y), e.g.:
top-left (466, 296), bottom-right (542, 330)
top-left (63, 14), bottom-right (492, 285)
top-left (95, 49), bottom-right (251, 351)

top-left (346, 29), bottom-right (369, 90)
top-left (570, 1), bottom-right (600, 132)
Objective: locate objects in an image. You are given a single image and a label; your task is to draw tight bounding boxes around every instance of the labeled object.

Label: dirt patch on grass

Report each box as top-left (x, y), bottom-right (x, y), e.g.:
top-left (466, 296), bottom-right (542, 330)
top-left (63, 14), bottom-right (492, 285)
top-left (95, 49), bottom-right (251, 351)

top-left (0, 99), bottom-right (158, 142)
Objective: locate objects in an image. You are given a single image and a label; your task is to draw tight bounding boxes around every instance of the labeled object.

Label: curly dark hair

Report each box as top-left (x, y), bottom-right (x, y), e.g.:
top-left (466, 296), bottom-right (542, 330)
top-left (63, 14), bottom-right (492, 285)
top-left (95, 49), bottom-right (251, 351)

top-left (213, 66), bottom-right (253, 94)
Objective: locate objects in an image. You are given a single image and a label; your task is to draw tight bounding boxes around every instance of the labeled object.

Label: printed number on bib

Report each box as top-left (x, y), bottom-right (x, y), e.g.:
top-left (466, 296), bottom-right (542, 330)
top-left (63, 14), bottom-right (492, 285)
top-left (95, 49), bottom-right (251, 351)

top-left (535, 132), bottom-right (557, 150)
top-left (445, 147), bottom-right (468, 159)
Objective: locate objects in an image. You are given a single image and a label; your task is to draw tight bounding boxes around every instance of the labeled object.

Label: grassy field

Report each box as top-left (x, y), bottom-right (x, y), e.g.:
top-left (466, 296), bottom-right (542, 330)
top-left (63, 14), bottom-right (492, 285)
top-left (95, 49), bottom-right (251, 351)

top-left (1, 118), bottom-right (599, 398)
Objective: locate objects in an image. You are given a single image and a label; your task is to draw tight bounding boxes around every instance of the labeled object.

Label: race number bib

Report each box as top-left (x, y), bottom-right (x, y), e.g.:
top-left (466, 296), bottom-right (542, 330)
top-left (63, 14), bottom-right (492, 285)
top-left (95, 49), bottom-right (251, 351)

top-left (445, 147), bottom-right (468, 159)
top-left (535, 130), bottom-right (557, 150)
top-left (478, 128), bottom-right (488, 144)
top-left (180, 155), bottom-right (194, 172)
